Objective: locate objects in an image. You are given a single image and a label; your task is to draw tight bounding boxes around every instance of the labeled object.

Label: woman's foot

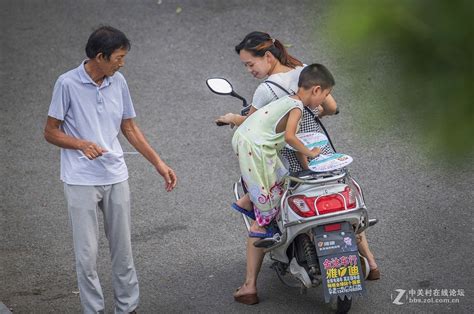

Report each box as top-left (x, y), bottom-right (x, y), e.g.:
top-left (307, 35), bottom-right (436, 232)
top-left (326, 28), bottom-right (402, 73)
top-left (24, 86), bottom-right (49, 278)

top-left (367, 267), bottom-right (380, 280)
top-left (233, 283), bottom-right (259, 305)
top-left (356, 232), bottom-right (379, 280)
top-left (367, 260), bottom-right (380, 280)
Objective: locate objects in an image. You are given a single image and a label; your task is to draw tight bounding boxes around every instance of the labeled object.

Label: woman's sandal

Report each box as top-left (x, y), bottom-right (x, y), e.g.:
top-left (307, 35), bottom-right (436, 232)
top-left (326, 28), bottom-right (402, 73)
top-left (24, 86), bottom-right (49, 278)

top-left (367, 268), bottom-right (381, 280)
top-left (231, 203), bottom-right (256, 220)
top-left (234, 287), bottom-right (259, 305)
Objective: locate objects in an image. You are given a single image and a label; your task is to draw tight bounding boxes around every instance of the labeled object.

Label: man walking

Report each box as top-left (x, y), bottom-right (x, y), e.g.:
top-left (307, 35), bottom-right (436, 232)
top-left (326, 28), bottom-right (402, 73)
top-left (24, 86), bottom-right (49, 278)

top-left (44, 26), bottom-right (177, 313)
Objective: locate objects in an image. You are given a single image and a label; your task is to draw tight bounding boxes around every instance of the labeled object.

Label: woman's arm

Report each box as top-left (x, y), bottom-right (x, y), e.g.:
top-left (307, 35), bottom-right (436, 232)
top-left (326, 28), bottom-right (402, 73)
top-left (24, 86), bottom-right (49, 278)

top-left (215, 105), bottom-right (258, 127)
top-left (318, 94), bottom-right (337, 117)
top-left (285, 108), bottom-right (321, 158)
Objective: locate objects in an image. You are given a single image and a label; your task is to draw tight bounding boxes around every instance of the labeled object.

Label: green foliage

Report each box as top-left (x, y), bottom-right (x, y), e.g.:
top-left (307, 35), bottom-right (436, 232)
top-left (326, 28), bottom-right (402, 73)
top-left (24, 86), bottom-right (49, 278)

top-left (325, 0), bottom-right (474, 160)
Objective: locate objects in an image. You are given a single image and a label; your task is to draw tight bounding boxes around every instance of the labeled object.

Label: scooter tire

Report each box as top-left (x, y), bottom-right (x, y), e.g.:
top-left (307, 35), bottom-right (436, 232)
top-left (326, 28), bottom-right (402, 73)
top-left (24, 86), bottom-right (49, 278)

top-left (336, 296), bottom-right (352, 314)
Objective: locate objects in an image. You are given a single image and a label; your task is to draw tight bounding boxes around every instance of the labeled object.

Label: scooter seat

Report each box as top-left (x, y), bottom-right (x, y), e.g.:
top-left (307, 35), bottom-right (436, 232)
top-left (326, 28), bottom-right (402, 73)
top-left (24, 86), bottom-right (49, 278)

top-left (289, 169), bottom-right (314, 178)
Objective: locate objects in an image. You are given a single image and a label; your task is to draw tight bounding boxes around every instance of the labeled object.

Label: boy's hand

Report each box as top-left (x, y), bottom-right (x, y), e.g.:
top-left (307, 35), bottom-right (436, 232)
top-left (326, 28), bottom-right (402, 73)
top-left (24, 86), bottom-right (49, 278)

top-left (309, 147), bottom-right (321, 159)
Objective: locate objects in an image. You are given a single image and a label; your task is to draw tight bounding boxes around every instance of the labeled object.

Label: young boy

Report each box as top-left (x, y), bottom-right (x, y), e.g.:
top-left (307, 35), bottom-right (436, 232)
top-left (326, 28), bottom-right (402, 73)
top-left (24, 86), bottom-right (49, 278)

top-left (231, 63), bottom-right (335, 237)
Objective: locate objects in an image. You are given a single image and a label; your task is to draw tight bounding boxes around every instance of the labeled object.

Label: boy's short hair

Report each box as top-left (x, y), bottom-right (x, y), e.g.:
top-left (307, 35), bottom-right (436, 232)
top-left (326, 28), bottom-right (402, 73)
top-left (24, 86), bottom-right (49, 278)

top-left (85, 26), bottom-right (131, 60)
top-left (298, 63), bottom-right (335, 90)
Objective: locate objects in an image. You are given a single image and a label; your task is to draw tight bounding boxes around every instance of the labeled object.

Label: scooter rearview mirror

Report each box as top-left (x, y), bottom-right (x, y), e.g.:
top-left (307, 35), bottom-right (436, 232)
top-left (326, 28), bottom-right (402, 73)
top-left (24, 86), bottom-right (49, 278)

top-left (206, 78), bottom-right (233, 95)
top-left (207, 77), bottom-right (249, 126)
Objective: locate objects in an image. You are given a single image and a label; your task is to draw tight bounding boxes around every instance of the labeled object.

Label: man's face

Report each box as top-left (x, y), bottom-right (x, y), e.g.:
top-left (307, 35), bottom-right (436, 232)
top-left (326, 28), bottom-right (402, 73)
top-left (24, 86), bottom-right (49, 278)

top-left (99, 48), bottom-right (128, 77)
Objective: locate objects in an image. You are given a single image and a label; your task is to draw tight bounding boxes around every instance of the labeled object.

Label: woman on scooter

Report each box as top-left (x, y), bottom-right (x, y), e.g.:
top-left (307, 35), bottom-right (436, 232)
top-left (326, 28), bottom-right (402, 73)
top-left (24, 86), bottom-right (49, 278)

top-left (216, 32), bottom-right (338, 173)
top-left (216, 32), bottom-right (380, 305)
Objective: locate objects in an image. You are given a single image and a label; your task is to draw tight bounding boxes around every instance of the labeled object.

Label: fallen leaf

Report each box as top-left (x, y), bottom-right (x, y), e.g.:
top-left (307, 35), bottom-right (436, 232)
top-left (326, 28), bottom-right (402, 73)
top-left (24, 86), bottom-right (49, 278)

top-left (176, 6), bottom-right (182, 14)
top-left (283, 43), bottom-right (293, 48)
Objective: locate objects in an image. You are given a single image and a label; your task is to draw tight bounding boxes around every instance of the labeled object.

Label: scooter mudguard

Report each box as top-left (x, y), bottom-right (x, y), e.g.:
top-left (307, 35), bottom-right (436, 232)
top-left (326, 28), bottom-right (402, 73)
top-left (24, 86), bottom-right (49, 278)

top-left (313, 222), bottom-right (366, 303)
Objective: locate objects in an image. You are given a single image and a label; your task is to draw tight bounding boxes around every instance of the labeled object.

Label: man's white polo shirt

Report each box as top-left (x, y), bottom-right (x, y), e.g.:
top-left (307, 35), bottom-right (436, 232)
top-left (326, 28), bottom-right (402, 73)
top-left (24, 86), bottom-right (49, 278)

top-left (48, 61), bottom-right (136, 185)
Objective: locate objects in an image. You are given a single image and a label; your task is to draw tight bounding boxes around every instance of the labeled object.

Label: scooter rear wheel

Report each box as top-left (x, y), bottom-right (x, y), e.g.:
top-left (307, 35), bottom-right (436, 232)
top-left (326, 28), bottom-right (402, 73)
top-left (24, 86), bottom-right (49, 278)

top-left (336, 296), bottom-right (352, 313)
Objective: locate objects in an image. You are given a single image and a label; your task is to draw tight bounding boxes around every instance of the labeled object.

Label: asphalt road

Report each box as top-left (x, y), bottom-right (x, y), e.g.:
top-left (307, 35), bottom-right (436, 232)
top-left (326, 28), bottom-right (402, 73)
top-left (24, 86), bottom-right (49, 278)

top-left (1, 0), bottom-right (473, 313)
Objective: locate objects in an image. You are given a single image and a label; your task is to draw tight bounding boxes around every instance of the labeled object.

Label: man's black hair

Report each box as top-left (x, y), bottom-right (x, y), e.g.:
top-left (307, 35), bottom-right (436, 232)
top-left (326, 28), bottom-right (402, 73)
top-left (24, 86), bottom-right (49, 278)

top-left (85, 26), bottom-right (131, 60)
top-left (298, 63), bottom-right (335, 90)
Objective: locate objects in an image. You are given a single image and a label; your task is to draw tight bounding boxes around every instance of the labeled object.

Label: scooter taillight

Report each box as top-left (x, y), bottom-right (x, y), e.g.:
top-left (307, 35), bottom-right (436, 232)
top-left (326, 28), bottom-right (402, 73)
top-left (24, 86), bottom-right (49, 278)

top-left (287, 196), bottom-right (316, 217)
top-left (316, 187), bottom-right (357, 214)
top-left (288, 187), bottom-right (356, 218)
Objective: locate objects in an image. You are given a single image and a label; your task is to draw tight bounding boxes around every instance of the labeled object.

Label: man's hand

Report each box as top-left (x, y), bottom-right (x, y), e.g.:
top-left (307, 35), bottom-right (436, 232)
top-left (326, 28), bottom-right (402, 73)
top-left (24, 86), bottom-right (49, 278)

top-left (156, 162), bottom-right (177, 192)
top-left (44, 117), bottom-right (107, 159)
top-left (121, 118), bottom-right (177, 192)
top-left (80, 141), bottom-right (108, 160)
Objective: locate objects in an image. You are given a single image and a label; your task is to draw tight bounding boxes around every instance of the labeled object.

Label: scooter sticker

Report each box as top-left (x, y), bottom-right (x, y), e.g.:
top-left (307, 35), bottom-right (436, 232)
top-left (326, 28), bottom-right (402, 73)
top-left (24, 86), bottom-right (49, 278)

top-left (320, 252), bottom-right (365, 302)
top-left (285, 132), bottom-right (329, 151)
top-left (316, 234), bottom-right (358, 256)
top-left (314, 224), bottom-right (366, 302)
top-left (308, 153), bottom-right (353, 172)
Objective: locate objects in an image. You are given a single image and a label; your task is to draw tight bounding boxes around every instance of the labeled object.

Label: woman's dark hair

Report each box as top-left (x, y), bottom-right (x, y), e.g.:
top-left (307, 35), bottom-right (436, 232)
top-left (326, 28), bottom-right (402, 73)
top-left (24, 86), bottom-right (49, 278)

top-left (298, 63), bottom-right (335, 90)
top-left (85, 26), bottom-right (131, 60)
top-left (235, 31), bottom-right (303, 69)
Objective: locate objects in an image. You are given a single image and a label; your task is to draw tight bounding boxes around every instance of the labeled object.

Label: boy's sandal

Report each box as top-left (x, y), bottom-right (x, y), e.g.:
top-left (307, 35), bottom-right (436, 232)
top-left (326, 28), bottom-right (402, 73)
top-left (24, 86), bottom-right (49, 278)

top-left (231, 203), bottom-right (256, 220)
top-left (248, 227), bottom-right (276, 238)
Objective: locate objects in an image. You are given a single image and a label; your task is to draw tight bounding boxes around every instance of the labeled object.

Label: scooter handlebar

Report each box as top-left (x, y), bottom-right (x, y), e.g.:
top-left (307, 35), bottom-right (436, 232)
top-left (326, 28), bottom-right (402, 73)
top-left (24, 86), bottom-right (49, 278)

top-left (216, 121), bottom-right (229, 126)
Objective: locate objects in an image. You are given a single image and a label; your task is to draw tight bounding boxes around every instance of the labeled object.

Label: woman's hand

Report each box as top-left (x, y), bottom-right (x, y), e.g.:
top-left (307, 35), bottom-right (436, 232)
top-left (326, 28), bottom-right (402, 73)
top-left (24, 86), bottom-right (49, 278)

top-left (215, 113), bottom-right (236, 128)
top-left (319, 94), bottom-right (337, 117)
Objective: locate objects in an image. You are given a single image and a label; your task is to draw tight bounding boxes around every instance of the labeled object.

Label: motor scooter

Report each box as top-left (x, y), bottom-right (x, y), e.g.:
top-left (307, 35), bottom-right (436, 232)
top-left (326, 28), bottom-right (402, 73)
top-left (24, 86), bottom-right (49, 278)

top-left (207, 78), bottom-right (378, 313)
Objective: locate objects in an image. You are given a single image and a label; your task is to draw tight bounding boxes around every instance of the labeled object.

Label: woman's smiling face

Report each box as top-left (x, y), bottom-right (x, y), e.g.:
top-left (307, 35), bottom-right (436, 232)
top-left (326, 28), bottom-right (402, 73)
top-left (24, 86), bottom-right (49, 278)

top-left (239, 49), bottom-right (272, 79)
